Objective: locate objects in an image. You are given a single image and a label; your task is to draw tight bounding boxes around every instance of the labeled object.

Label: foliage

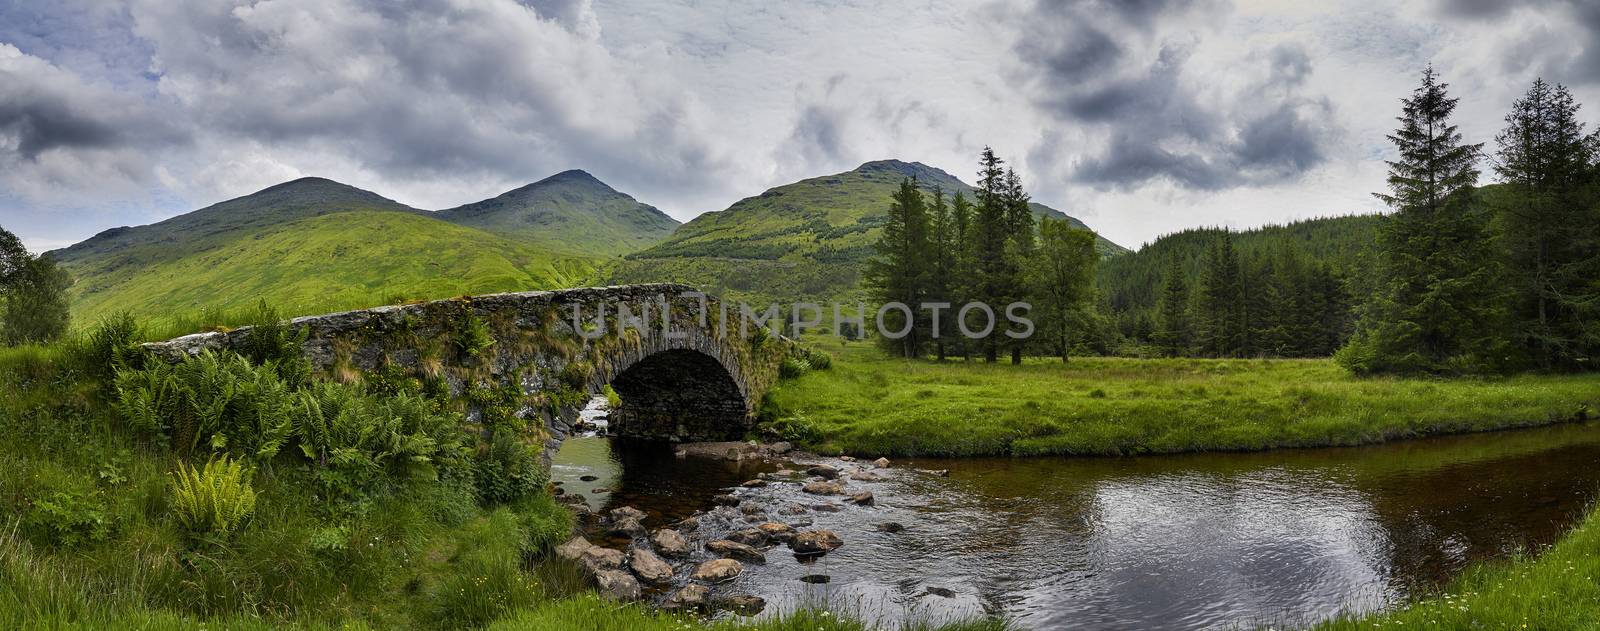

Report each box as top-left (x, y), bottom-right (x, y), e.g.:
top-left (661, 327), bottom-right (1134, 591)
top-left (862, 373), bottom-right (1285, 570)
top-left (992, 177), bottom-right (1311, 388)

top-left (2, 254), bottom-right (72, 346)
top-left (294, 382), bottom-right (471, 503)
top-left (24, 490), bottom-right (113, 548)
top-left (456, 313), bottom-right (496, 358)
top-left (473, 430), bottom-right (548, 506)
top-left (779, 356), bottom-right (812, 379)
top-left (1345, 66), bottom-right (1508, 374)
top-left (864, 177), bottom-right (933, 358)
top-left (169, 456), bottom-right (258, 536)
top-left (1026, 217), bottom-right (1099, 362)
top-left (113, 351), bottom-right (295, 458)
top-left (67, 311), bottom-right (143, 384)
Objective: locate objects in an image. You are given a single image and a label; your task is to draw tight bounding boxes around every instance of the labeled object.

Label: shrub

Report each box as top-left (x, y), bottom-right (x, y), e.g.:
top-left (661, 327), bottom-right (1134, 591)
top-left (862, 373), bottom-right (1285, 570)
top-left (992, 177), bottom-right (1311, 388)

top-left (779, 356), bottom-right (812, 379)
top-left (24, 490), bottom-right (113, 548)
top-left (804, 347), bottom-right (833, 370)
top-left (169, 456), bottom-right (258, 536)
top-left (294, 382), bottom-right (471, 502)
top-left (455, 314), bottom-right (495, 358)
top-left (113, 351), bottom-right (294, 459)
top-left (474, 431), bottom-right (547, 506)
top-left (69, 312), bottom-right (142, 384)
top-left (765, 414), bottom-right (823, 445)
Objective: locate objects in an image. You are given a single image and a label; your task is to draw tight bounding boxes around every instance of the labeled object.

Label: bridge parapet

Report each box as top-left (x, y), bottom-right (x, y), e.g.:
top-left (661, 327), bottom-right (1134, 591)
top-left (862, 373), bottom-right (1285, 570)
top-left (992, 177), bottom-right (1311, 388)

top-left (144, 284), bottom-right (797, 451)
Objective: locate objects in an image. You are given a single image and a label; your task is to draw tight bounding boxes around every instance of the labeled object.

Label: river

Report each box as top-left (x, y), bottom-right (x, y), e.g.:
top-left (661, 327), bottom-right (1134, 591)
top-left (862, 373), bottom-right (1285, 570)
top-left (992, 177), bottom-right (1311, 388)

top-left (551, 421), bottom-right (1600, 630)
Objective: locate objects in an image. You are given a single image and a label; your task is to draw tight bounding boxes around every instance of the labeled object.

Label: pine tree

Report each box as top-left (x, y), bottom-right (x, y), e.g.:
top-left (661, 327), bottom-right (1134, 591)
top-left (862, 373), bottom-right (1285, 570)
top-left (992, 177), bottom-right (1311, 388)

top-left (970, 148), bottom-right (1010, 363)
top-left (1342, 66), bottom-right (1505, 374)
top-left (1027, 218), bottom-right (1097, 362)
top-left (864, 177), bottom-right (931, 358)
top-left (927, 187), bottom-right (957, 360)
top-left (949, 191), bottom-right (975, 361)
top-left (1001, 167), bottom-right (1036, 364)
top-left (1153, 257), bottom-right (1191, 356)
top-left (1194, 234), bottom-right (1245, 357)
top-left (1493, 79), bottom-right (1598, 370)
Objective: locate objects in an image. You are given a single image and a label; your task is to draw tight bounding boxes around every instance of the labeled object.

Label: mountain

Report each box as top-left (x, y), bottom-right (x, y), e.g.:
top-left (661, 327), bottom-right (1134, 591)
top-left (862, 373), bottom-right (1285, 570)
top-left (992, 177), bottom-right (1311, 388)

top-left (437, 169), bottom-right (679, 257)
top-left (51, 174), bottom-right (662, 325)
top-left (606, 159), bottom-right (1129, 304)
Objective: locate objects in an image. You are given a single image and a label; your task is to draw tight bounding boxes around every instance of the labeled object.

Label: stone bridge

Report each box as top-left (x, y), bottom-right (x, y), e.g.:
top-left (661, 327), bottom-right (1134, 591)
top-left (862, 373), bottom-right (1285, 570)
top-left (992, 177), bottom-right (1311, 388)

top-left (144, 284), bottom-right (797, 450)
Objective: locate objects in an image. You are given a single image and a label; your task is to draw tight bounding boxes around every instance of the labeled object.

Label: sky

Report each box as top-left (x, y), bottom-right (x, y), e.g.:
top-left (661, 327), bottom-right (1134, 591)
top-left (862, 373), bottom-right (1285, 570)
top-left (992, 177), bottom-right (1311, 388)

top-left (2, 0), bottom-right (1599, 253)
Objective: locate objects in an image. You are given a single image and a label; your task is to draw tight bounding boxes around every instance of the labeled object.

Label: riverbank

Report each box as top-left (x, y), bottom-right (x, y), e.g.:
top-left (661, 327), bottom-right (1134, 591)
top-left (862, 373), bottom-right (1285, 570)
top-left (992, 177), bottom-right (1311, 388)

top-left (1316, 503), bottom-right (1600, 629)
top-left (768, 344), bottom-right (1598, 457)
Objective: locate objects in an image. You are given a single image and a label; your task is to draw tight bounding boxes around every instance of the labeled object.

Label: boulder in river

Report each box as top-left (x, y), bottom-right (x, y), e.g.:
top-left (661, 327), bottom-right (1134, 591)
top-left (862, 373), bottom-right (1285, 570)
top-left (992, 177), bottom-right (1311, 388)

top-left (874, 457), bottom-right (891, 468)
top-left (770, 441), bottom-right (793, 455)
top-left (651, 529), bottom-right (690, 556)
top-left (706, 539), bottom-right (765, 562)
top-left (738, 501), bottom-right (764, 515)
top-left (839, 455), bottom-right (856, 462)
top-left (757, 522), bottom-right (796, 542)
top-left (555, 536), bottom-right (593, 561)
top-left (726, 528), bottom-right (768, 547)
top-left (812, 503), bottom-right (842, 512)
top-left (610, 506), bottom-right (646, 522)
top-left (806, 464), bottom-right (839, 479)
top-left (720, 593), bottom-right (767, 615)
top-left (803, 480), bottom-right (845, 495)
top-left (741, 479), bottom-right (767, 488)
top-left (579, 546), bottom-right (626, 573)
top-left (676, 515), bottom-right (700, 532)
top-left (789, 530), bottom-right (844, 557)
top-left (609, 516), bottom-right (646, 539)
top-left (849, 490), bottom-right (875, 506)
top-left (662, 584), bottom-right (710, 610)
top-left (849, 470), bottom-right (882, 482)
top-left (779, 503), bottom-right (809, 515)
top-left (713, 494), bottom-right (741, 506)
top-left (628, 547), bottom-right (674, 584)
top-left (925, 586), bottom-right (957, 598)
top-left (690, 558), bottom-right (744, 583)
top-left (876, 522), bottom-right (906, 533)
top-left (594, 569), bottom-right (641, 600)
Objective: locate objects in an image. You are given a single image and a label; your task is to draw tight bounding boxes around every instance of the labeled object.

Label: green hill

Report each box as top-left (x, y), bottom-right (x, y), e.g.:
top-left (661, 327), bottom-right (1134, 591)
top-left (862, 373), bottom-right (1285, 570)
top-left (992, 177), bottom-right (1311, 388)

top-left (438, 169), bottom-right (679, 257)
top-left (50, 176), bottom-right (643, 325)
top-left (608, 159), bottom-right (1129, 304)
top-left (1097, 214), bottom-right (1384, 319)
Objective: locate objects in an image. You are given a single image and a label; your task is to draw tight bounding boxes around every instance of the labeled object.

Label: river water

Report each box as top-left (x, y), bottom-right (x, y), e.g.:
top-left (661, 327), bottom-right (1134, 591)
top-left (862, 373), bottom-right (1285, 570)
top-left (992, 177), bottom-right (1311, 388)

top-left (550, 422), bottom-right (1600, 630)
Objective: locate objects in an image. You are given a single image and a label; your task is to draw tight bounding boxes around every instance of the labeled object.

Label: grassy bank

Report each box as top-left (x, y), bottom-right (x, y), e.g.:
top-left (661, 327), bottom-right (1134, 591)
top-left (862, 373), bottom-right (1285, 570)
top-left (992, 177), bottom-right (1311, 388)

top-left (768, 343), bottom-right (1598, 457)
top-left (1314, 504), bottom-right (1600, 629)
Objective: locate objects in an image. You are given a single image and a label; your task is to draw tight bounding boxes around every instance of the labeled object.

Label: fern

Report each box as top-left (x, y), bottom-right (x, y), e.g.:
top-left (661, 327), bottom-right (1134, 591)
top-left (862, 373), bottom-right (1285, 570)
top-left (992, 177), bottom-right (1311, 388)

top-left (170, 456), bottom-right (258, 536)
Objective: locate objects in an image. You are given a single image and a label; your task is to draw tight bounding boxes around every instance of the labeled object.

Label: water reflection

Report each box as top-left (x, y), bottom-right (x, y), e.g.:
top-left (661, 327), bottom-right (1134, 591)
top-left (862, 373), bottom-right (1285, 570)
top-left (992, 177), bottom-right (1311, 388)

top-left (551, 423), bottom-right (1600, 630)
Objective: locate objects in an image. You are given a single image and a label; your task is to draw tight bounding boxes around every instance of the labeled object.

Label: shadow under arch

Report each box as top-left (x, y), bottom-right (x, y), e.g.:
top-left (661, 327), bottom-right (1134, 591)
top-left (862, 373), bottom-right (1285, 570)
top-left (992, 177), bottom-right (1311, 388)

top-left (605, 348), bottom-right (750, 441)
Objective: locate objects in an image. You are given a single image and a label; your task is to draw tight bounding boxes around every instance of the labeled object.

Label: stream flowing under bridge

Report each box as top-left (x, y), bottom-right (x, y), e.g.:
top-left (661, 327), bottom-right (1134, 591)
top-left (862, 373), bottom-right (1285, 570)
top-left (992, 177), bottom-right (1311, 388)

top-left (144, 284), bottom-right (794, 452)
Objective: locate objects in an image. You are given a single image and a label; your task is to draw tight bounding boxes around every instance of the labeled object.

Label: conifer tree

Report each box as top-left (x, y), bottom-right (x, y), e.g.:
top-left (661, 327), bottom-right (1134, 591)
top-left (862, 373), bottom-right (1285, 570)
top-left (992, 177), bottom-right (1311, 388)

top-left (1194, 234), bottom-right (1245, 357)
top-left (865, 177), bottom-right (931, 358)
top-left (1493, 78), bottom-right (1599, 370)
top-left (970, 148), bottom-right (1010, 362)
top-left (1341, 66), bottom-right (1505, 374)
top-left (1153, 257), bottom-right (1191, 356)
top-left (949, 191), bottom-right (975, 360)
top-left (927, 187), bottom-right (957, 360)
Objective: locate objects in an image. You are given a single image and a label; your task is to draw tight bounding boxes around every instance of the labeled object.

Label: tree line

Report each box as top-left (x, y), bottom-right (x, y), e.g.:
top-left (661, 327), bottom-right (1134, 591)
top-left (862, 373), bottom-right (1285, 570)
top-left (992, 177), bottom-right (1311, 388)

top-left (865, 148), bottom-right (1100, 363)
top-left (0, 226), bottom-right (71, 346)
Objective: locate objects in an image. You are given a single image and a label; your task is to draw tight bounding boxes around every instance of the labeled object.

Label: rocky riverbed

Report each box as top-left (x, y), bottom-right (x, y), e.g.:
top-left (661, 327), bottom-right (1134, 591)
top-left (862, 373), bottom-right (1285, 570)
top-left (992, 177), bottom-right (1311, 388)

top-left (550, 442), bottom-right (903, 616)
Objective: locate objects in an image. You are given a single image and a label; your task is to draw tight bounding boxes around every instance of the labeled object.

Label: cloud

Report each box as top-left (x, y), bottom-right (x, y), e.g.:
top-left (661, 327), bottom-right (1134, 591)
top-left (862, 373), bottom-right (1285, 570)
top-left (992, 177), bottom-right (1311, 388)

top-left (1006, 1), bottom-right (1339, 192)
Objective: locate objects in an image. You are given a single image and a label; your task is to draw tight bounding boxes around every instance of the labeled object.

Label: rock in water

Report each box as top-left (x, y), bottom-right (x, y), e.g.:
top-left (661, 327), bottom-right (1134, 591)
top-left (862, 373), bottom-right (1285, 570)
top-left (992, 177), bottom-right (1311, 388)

top-left (555, 536), bottom-right (593, 561)
top-left (756, 522), bottom-right (796, 542)
top-left (594, 570), bottom-right (641, 600)
top-left (721, 594), bottom-right (766, 615)
top-left (650, 529), bottom-right (690, 557)
top-left (789, 530), bottom-right (844, 557)
top-left (706, 539), bottom-right (765, 562)
top-left (609, 516), bottom-right (646, 539)
top-left (713, 494), bottom-right (740, 506)
top-left (741, 479), bottom-right (767, 488)
top-left (876, 522), bottom-right (905, 533)
top-left (663, 584), bottom-right (710, 610)
top-left (806, 464), bottom-right (839, 479)
top-left (770, 441), bottom-right (793, 454)
top-left (726, 528), bottom-right (768, 547)
top-left (849, 470), bottom-right (882, 482)
top-left (579, 546), bottom-right (626, 573)
top-left (849, 490), bottom-right (875, 505)
top-left (802, 480), bottom-right (844, 495)
top-left (874, 457), bottom-right (891, 468)
top-left (629, 547), bottom-right (674, 584)
top-left (691, 558), bottom-right (744, 583)
top-left (610, 506), bottom-right (646, 521)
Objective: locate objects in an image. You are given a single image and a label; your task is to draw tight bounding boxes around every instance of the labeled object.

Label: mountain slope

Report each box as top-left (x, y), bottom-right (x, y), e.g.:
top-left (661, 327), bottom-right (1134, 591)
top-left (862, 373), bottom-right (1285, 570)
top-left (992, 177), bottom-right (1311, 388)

top-left (437, 170), bottom-right (679, 257)
top-left (607, 159), bottom-right (1128, 304)
top-left (52, 177), bottom-right (619, 324)
top-left (64, 209), bottom-right (600, 324)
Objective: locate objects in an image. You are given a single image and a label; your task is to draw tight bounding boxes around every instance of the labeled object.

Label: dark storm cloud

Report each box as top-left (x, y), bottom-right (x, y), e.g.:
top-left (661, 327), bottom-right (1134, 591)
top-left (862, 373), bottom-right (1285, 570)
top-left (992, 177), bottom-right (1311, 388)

top-left (0, 43), bottom-right (188, 161)
top-left (1433, 0), bottom-right (1600, 84)
top-left (1007, 0), bottom-right (1335, 191)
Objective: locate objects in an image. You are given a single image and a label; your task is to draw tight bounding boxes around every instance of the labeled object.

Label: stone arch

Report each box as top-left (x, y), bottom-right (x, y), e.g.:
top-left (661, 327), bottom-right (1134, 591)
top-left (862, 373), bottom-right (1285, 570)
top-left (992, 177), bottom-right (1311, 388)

top-left (605, 348), bottom-right (749, 441)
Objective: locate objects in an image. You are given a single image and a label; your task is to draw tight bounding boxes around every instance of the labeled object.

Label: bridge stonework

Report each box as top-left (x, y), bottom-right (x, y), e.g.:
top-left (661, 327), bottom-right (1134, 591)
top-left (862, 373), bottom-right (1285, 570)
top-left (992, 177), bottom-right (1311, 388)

top-left (144, 284), bottom-right (795, 458)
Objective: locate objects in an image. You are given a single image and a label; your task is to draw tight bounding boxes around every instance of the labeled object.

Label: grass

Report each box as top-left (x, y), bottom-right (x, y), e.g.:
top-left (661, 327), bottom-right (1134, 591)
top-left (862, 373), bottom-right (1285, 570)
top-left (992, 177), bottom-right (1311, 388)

top-left (63, 209), bottom-right (603, 328)
top-left (1312, 504), bottom-right (1600, 630)
top-left (768, 343), bottom-right (1599, 458)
